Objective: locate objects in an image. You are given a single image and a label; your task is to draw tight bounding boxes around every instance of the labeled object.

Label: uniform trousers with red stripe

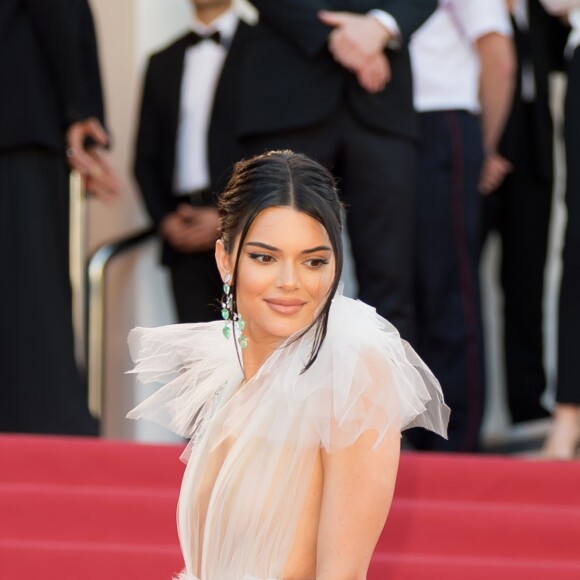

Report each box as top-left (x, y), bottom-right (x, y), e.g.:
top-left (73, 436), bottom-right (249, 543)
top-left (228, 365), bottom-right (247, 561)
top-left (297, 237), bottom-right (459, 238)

top-left (406, 110), bottom-right (485, 452)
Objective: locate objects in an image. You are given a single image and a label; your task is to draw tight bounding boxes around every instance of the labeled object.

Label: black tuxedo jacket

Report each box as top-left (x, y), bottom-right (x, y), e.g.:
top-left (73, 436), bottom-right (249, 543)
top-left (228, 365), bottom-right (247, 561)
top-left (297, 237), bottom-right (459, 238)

top-left (238, 0), bottom-right (437, 142)
top-left (499, 0), bottom-right (568, 183)
top-left (134, 22), bottom-right (253, 228)
top-left (0, 0), bottom-right (104, 153)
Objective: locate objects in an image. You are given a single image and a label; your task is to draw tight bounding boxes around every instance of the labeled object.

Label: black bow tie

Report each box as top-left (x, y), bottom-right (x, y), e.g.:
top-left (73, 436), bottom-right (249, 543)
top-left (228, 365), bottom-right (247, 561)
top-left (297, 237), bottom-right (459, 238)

top-left (186, 30), bottom-right (222, 47)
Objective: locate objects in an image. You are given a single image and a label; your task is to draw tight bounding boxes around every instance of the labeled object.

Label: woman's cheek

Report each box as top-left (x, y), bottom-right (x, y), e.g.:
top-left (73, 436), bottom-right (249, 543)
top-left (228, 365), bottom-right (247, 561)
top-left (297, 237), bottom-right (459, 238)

top-left (238, 264), bottom-right (272, 302)
top-left (310, 269), bottom-right (333, 299)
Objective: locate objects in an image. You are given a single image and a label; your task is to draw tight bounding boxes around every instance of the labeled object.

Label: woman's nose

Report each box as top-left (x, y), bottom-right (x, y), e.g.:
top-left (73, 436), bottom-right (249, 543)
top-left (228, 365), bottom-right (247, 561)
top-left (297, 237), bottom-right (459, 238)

top-left (276, 262), bottom-right (300, 289)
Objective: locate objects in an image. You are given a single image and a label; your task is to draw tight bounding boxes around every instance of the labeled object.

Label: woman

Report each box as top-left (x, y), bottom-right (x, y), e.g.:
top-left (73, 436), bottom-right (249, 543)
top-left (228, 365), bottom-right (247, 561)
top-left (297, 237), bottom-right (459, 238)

top-left (540, 0), bottom-right (580, 459)
top-left (128, 151), bottom-right (449, 580)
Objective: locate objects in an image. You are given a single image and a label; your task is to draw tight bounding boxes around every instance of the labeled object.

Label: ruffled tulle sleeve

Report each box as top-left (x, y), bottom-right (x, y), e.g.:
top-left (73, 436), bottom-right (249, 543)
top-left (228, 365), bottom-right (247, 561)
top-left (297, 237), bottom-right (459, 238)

top-left (294, 296), bottom-right (450, 450)
top-left (126, 322), bottom-right (243, 438)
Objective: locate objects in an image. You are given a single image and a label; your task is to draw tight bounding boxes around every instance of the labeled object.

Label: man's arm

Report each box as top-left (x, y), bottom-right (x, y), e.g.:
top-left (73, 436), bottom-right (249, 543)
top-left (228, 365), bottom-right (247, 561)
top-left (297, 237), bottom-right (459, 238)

top-left (251, 0), bottom-right (436, 93)
top-left (23, 0), bottom-right (91, 125)
top-left (76, 0), bottom-right (106, 125)
top-left (250, 0), bottom-right (333, 57)
top-left (250, 0), bottom-right (437, 57)
top-left (477, 32), bottom-right (517, 193)
top-left (24, 0), bottom-right (119, 201)
top-left (134, 59), bottom-right (173, 225)
top-left (362, 0), bottom-right (438, 42)
top-left (450, 0), bottom-right (516, 193)
top-left (318, 1), bottom-right (437, 91)
top-left (478, 32), bottom-right (516, 155)
top-left (314, 12), bottom-right (392, 92)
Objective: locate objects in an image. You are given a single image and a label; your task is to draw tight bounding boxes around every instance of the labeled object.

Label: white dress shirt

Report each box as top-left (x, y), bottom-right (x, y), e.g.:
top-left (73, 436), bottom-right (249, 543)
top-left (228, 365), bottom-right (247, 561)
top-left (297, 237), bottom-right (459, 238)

top-left (410, 0), bottom-right (512, 113)
top-left (570, 9), bottom-right (580, 54)
top-left (539, 0), bottom-right (580, 56)
top-left (173, 10), bottom-right (239, 195)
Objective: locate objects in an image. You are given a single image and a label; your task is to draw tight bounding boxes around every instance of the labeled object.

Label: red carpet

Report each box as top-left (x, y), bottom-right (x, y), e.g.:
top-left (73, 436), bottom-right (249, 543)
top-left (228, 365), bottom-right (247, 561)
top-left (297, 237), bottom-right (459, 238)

top-left (1, 435), bottom-right (580, 579)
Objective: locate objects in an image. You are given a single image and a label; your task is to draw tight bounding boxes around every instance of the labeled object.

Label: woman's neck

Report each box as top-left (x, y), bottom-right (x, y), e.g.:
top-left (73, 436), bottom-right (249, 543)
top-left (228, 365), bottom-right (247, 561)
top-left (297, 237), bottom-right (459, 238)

top-left (241, 339), bottom-right (279, 381)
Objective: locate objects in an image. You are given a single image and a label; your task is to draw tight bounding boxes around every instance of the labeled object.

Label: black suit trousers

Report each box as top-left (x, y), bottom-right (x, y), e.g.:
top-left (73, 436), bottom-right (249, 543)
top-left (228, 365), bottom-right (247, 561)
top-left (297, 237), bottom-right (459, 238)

top-left (557, 48), bottom-right (580, 405)
top-left (241, 107), bottom-right (417, 341)
top-left (0, 148), bottom-right (98, 435)
top-left (482, 101), bottom-right (553, 423)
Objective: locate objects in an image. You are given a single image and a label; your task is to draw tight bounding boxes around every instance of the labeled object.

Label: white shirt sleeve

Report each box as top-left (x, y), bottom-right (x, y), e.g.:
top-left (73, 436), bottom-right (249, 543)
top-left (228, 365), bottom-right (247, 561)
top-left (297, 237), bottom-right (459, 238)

top-left (451, 0), bottom-right (512, 43)
top-left (368, 10), bottom-right (402, 49)
top-left (539, 0), bottom-right (580, 15)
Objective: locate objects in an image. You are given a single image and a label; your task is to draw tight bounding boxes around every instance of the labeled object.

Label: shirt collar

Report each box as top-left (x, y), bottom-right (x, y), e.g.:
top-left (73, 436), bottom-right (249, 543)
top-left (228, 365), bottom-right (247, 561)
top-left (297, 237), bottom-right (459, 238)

top-left (191, 8), bottom-right (238, 45)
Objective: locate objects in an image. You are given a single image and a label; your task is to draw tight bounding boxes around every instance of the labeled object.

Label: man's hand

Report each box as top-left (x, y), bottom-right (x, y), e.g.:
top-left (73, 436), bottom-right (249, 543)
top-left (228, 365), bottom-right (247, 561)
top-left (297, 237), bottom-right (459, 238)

top-left (319, 10), bottom-right (392, 92)
top-left (479, 152), bottom-right (513, 194)
top-left (160, 205), bottom-right (220, 253)
top-left (65, 117), bottom-right (121, 203)
top-left (159, 212), bottom-right (186, 248)
top-left (320, 11), bottom-right (392, 66)
top-left (356, 53), bottom-right (392, 93)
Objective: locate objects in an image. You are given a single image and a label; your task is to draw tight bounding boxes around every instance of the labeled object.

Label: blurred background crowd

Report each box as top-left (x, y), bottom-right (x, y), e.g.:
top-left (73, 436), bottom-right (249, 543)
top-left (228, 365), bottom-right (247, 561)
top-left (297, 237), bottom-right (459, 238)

top-left (1, 0), bottom-right (579, 459)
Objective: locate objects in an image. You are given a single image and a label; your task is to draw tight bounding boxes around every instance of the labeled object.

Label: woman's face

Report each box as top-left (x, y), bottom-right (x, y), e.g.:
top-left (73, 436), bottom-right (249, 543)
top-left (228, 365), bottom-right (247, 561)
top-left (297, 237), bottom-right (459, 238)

top-left (216, 206), bottom-right (335, 345)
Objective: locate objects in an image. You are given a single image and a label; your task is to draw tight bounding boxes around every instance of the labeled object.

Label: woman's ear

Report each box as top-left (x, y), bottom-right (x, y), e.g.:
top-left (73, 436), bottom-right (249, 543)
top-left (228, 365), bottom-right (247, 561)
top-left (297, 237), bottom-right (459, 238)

top-left (215, 239), bottom-right (232, 283)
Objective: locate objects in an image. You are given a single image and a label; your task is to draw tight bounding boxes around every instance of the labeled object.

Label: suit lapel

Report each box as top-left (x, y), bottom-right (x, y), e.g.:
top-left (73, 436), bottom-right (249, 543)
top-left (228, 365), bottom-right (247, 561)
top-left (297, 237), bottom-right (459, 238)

top-left (166, 35), bottom-right (189, 165)
top-left (208, 21), bottom-right (252, 189)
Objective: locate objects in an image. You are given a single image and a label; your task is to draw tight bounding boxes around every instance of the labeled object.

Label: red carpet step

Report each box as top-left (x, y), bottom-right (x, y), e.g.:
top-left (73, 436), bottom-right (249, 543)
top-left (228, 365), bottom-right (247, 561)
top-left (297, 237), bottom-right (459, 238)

top-left (1, 435), bottom-right (580, 580)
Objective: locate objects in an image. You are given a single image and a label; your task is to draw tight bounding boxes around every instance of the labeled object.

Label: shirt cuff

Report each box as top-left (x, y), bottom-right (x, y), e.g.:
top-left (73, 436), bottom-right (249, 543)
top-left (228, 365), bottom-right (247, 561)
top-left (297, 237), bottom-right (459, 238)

top-left (368, 9), bottom-right (401, 49)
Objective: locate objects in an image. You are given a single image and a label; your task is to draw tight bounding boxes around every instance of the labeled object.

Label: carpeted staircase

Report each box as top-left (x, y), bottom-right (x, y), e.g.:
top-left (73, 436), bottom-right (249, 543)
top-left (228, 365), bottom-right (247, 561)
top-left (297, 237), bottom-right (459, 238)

top-left (1, 435), bottom-right (579, 579)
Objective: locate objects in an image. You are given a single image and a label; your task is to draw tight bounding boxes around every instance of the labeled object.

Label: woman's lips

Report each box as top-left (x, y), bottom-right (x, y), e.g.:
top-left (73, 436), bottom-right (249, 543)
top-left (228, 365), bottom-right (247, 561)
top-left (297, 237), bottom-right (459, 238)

top-left (264, 299), bottom-right (306, 316)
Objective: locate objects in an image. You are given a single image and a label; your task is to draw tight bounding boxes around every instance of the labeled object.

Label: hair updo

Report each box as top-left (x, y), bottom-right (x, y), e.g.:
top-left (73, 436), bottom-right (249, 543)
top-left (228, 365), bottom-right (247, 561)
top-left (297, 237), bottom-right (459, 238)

top-left (217, 150), bottom-right (344, 371)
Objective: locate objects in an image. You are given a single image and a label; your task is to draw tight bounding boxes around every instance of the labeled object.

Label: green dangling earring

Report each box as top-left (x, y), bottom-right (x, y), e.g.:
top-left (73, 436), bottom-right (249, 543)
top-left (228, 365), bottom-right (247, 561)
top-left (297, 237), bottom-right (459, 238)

top-left (221, 274), bottom-right (248, 349)
top-left (221, 274), bottom-right (233, 338)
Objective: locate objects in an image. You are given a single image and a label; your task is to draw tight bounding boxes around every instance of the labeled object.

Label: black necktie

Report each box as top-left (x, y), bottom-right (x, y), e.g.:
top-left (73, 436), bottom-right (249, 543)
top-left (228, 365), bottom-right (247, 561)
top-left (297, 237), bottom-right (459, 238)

top-left (186, 30), bottom-right (222, 47)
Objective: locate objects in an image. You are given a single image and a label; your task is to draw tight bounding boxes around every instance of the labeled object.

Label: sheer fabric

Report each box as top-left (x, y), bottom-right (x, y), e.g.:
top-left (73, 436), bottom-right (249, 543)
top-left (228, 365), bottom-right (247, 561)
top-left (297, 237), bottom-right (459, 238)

top-left (127, 294), bottom-right (449, 580)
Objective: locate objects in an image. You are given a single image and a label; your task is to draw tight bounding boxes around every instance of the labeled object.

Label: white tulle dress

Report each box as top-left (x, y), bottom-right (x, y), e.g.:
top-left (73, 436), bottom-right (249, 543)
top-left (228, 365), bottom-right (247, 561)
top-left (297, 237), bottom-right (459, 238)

top-left (127, 294), bottom-right (449, 580)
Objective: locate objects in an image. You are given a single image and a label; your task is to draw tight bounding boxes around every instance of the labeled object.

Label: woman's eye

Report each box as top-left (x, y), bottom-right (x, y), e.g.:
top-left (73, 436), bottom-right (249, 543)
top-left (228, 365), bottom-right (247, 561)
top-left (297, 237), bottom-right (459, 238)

top-left (305, 258), bottom-right (329, 269)
top-left (248, 253), bottom-right (275, 263)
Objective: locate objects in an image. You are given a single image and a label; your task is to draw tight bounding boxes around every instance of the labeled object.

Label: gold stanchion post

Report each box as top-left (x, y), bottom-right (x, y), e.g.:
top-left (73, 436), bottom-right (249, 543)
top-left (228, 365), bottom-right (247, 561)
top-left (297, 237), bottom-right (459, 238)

top-left (69, 170), bottom-right (87, 370)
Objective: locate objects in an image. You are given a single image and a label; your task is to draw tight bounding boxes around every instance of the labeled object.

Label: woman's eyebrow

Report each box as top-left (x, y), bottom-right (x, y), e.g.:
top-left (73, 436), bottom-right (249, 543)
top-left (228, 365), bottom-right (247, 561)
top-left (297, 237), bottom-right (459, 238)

top-left (245, 241), bottom-right (280, 251)
top-left (245, 242), bottom-right (332, 254)
top-left (301, 245), bottom-right (332, 254)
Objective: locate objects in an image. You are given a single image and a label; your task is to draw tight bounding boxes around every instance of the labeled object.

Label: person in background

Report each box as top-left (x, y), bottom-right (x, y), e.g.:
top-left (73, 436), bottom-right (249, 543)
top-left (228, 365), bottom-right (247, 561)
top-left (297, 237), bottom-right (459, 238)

top-left (0, 0), bottom-right (119, 435)
top-left (539, 0), bottom-right (580, 459)
top-left (481, 0), bottom-right (568, 428)
top-left (407, 0), bottom-right (515, 451)
top-left (134, 0), bottom-right (254, 323)
top-left (239, 0), bottom-right (438, 342)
